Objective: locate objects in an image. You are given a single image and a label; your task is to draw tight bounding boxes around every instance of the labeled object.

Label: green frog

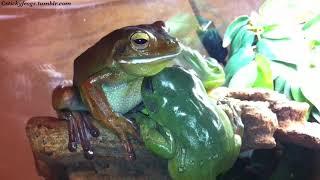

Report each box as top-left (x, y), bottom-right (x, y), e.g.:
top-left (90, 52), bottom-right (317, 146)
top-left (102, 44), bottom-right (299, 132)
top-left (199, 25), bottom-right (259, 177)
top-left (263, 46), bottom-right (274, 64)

top-left (51, 20), bottom-right (225, 160)
top-left (135, 67), bottom-right (243, 180)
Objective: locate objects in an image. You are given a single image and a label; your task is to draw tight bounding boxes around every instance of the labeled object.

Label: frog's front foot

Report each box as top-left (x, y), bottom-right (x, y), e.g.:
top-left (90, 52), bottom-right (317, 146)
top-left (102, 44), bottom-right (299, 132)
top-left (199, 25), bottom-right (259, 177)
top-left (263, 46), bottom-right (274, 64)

top-left (217, 98), bottom-right (244, 136)
top-left (104, 113), bottom-right (141, 160)
top-left (59, 111), bottom-right (100, 159)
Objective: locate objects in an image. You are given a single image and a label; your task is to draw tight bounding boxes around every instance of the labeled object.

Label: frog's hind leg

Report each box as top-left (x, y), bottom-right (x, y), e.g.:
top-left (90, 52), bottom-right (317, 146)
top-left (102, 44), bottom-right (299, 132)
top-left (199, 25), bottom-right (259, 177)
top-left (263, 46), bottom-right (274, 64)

top-left (52, 85), bottom-right (100, 159)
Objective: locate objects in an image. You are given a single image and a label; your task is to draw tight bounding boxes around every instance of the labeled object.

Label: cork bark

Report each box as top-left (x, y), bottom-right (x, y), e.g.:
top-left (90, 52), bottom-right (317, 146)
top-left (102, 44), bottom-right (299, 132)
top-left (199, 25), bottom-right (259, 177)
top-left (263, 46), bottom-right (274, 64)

top-left (26, 88), bottom-right (320, 179)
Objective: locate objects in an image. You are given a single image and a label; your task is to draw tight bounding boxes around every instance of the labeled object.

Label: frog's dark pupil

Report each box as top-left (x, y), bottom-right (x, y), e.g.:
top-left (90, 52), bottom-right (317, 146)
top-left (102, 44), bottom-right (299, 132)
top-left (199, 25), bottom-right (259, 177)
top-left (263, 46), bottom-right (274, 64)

top-left (134, 38), bottom-right (147, 45)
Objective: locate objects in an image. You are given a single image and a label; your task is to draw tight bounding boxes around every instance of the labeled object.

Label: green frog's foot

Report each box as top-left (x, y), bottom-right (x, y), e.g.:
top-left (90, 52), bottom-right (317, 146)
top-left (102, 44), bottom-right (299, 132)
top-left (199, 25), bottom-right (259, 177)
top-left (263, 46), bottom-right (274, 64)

top-left (217, 98), bottom-right (244, 136)
top-left (58, 111), bottom-right (100, 159)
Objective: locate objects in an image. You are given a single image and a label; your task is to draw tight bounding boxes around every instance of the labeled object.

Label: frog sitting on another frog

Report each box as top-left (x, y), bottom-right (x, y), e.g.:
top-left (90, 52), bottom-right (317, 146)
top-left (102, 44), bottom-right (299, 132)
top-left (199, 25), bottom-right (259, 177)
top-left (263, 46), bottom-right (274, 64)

top-left (51, 20), bottom-right (225, 160)
top-left (134, 67), bottom-right (243, 180)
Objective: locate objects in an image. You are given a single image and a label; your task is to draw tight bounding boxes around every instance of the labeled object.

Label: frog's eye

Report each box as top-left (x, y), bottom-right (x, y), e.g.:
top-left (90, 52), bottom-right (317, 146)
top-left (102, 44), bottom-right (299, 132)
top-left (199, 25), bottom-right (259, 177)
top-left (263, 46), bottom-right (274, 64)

top-left (130, 32), bottom-right (150, 50)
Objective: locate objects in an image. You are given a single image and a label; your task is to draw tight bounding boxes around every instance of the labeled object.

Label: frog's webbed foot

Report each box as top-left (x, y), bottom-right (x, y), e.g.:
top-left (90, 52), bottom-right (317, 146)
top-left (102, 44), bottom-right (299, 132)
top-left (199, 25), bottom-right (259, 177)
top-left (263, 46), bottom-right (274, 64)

top-left (58, 111), bottom-right (100, 159)
top-left (217, 98), bottom-right (244, 136)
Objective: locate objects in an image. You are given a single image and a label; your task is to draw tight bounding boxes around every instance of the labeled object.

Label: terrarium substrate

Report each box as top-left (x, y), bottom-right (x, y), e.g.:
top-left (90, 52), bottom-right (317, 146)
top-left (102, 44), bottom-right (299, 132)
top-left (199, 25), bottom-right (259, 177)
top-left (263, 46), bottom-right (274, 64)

top-left (26, 87), bottom-right (320, 180)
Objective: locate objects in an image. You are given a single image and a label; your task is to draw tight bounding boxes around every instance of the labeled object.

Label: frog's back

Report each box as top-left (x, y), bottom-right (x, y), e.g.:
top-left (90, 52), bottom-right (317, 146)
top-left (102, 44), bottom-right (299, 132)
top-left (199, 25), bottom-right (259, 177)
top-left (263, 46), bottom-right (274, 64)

top-left (73, 29), bottom-right (121, 86)
top-left (165, 103), bottom-right (237, 180)
top-left (147, 67), bottom-right (238, 179)
top-left (165, 98), bottom-right (235, 153)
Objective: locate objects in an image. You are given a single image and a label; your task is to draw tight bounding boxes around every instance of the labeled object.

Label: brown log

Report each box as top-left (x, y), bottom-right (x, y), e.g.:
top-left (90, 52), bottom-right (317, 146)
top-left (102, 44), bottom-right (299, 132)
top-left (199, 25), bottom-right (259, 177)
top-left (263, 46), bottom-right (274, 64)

top-left (26, 117), bottom-right (170, 180)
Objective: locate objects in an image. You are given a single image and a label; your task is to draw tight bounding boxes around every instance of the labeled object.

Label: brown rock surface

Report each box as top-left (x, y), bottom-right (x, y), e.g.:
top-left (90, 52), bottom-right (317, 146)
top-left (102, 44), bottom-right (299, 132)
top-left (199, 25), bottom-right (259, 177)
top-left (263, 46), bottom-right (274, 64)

top-left (210, 87), bottom-right (320, 151)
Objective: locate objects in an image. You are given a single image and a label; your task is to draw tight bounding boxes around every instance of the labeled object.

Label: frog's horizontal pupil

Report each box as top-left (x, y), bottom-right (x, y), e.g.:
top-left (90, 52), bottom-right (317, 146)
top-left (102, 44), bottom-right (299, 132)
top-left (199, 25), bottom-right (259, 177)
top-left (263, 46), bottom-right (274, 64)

top-left (134, 38), bottom-right (148, 45)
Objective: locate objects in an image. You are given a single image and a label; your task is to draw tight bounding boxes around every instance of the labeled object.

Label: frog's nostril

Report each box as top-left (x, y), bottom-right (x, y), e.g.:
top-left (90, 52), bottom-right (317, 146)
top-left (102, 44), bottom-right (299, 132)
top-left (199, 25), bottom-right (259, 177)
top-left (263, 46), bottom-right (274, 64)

top-left (153, 21), bottom-right (166, 29)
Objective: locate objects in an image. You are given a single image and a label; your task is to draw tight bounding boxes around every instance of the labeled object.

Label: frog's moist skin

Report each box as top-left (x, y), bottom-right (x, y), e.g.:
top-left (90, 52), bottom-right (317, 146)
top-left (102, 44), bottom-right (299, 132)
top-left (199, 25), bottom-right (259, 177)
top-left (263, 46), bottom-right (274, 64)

top-left (136, 67), bottom-right (242, 180)
top-left (52, 21), bottom-right (181, 159)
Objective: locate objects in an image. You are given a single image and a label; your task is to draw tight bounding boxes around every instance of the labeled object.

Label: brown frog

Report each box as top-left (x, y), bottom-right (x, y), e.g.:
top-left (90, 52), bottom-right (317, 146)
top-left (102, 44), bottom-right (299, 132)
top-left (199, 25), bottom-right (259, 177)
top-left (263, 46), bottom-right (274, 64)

top-left (52, 21), bottom-right (181, 159)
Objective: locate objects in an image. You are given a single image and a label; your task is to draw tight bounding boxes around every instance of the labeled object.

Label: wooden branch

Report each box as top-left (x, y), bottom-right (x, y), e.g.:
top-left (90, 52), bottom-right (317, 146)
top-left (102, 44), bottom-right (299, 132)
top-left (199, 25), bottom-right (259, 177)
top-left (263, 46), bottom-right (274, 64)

top-left (26, 117), bottom-right (169, 180)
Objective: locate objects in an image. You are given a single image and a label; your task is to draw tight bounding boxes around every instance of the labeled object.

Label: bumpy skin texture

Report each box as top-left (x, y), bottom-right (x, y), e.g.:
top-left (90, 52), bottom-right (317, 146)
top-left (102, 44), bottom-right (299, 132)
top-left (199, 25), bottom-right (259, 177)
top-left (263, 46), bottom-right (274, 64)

top-left (136, 67), bottom-right (242, 180)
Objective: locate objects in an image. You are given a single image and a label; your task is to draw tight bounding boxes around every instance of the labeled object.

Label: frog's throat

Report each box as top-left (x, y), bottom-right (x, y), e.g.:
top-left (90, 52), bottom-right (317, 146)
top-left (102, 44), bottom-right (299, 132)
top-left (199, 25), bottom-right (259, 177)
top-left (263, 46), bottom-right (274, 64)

top-left (118, 51), bottom-right (180, 64)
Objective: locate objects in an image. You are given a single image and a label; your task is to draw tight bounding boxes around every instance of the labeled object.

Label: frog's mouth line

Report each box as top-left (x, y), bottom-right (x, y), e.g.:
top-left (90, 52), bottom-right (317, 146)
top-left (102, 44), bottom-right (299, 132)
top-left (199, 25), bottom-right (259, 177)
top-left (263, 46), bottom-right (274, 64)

top-left (119, 51), bottom-right (181, 64)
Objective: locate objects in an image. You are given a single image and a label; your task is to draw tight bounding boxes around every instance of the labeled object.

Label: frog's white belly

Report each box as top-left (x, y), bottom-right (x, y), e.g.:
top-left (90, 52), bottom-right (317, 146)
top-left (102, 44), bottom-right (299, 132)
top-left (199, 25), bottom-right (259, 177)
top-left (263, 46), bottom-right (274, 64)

top-left (102, 78), bottom-right (143, 114)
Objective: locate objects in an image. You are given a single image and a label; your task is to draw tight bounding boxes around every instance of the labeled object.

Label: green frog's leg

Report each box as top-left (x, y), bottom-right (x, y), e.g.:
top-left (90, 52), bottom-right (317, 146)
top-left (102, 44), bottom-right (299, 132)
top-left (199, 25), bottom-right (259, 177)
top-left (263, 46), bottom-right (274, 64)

top-left (179, 45), bottom-right (225, 90)
top-left (135, 113), bottom-right (176, 159)
top-left (79, 71), bottom-right (140, 160)
top-left (216, 98), bottom-right (243, 171)
top-left (52, 86), bottom-right (99, 159)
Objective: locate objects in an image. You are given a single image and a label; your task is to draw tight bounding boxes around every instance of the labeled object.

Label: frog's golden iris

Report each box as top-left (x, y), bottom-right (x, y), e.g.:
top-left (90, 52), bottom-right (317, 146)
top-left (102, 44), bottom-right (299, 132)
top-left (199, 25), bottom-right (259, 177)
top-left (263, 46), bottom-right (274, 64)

top-left (130, 31), bottom-right (150, 50)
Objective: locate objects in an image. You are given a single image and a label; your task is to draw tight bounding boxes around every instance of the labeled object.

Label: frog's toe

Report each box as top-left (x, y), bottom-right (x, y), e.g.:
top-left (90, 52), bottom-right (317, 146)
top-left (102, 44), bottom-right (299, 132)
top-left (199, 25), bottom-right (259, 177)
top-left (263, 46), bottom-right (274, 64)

top-left (117, 113), bottom-right (142, 141)
top-left (82, 112), bottom-right (100, 137)
top-left (66, 117), bottom-right (77, 152)
top-left (217, 99), bottom-right (244, 135)
top-left (112, 114), bottom-right (140, 160)
top-left (126, 122), bottom-right (142, 142)
top-left (59, 111), bottom-right (96, 160)
top-left (121, 135), bottom-right (136, 160)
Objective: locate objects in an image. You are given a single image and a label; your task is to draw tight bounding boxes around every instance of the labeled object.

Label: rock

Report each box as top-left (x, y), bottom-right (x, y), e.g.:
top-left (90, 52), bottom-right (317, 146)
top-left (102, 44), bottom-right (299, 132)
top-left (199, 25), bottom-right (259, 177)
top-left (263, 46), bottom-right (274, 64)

top-left (209, 87), bottom-right (320, 151)
top-left (238, 101), bottom-right (278, 151)
top-left (275, 121), bottom-right (320, 150)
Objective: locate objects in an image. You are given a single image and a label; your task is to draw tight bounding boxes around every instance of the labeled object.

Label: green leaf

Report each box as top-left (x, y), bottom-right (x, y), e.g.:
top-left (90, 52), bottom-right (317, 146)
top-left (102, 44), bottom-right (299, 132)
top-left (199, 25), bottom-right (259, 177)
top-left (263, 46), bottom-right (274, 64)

top-left (300, 71), bottom-right (320, 114)
top-left (290, 80), bottom-right (308, 102)
top-left (303, 14), bottom-right (320, 30)
top-left (223, 15), bottom-right (250, 47)
top-left (256, 39), bottom-right (277, 60)
top-left (228, 62), bottom-right (257, 88)
top-left (283, 80), bottom-right (293, 100)
top-left (231, 26), bottom-right (256, 54)
top-left (230, 25), bottom-right (249, 54)
top-left (311, 107), bottom-right (320, 123)
top-left (272, 60), bottom-right (297, 70)
top-left (274, 76), bottom-right (286, 93)
top-left (261, 25), bottom-right (292, 40)
top-left (310, 40), bottom-right (320, 48)
top-left (255, 38), bottom-right (309, 65)
top-left (269, 61), bottom-right (297, 80)
top-left (262, 24), bottom-right (279, 33)
top-left (252, 54), bottom-right (274, 89)
top-left (224, 46), bottom-right (255, 84)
